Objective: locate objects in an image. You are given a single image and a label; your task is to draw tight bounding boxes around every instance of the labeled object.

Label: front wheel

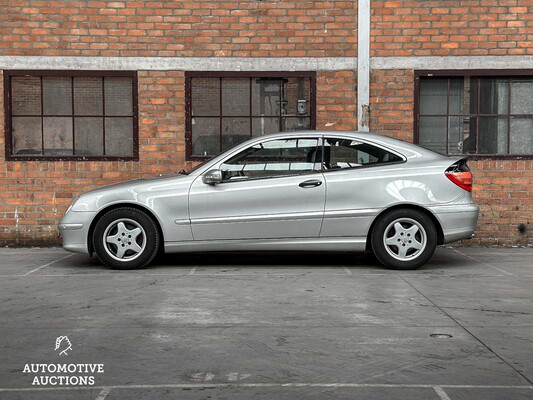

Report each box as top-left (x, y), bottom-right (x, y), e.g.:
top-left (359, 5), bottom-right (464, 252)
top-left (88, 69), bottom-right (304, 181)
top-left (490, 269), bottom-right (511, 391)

top-left (371, 209), bottom-right (437, 270)
top-left (93, 207), bottom-right (160, 270)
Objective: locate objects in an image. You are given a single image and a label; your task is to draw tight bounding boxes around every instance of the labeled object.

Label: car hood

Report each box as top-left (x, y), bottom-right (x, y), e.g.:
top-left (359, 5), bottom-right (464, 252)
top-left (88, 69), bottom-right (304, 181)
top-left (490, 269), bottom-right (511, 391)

top-left (71, 174), bottom-right (192, 212)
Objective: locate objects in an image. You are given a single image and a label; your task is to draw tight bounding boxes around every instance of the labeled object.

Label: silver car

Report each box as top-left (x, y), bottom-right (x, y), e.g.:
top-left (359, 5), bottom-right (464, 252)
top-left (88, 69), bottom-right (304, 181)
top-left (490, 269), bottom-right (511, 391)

top-left (59, 131), bottom-right (479, 270)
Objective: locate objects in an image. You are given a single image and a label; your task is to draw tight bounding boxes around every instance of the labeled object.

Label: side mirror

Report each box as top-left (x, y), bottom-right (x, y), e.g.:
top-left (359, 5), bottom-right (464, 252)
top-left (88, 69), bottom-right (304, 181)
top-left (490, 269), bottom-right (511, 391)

top-left (202, 169), bottom-right (223, 185)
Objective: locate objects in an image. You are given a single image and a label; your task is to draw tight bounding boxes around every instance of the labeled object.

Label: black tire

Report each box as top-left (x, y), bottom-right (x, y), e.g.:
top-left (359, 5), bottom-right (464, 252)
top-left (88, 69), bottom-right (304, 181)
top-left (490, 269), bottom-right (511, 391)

top-left (93, 207), bottom-right (160, 270)
top-left (371, 209), bottom-right (437, 270)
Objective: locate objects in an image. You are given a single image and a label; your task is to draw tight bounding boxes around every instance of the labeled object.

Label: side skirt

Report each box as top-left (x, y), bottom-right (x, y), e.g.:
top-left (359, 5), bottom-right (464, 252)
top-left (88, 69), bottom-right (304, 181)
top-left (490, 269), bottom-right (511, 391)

top-left (164, 237), bottom-right (367, 254)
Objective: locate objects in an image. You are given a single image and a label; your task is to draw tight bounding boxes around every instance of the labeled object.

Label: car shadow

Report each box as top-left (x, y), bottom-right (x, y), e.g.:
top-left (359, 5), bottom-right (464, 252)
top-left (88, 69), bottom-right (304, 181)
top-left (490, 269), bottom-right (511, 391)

top-left (152, 251), bottom-right (382, 269)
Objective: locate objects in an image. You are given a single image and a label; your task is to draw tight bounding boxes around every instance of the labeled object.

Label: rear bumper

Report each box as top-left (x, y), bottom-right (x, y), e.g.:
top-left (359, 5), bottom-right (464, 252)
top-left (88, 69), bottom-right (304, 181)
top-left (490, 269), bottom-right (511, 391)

top-left (429, 203), bottom-right (480, 244)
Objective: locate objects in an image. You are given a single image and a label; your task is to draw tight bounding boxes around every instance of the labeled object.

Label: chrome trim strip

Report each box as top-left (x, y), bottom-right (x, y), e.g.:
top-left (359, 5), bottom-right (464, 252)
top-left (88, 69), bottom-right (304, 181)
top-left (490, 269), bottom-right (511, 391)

top-left (191, 212), bottom-right (324, 225)
top-left (323, 209), bottom-right (381, 219)
top-left (58, 223), bottom-right (84, 231)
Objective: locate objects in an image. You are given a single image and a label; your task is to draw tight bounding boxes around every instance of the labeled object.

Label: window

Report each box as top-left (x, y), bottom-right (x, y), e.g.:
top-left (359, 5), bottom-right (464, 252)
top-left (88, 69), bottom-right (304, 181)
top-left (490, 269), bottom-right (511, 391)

top-left (186, 72), bottom-right (316, 159)
top-left (416, 72), bottom-right (533, 156)
top-left (5, 71), bottom-right (138, 160)
top-left (220, 138), bottom-right (319, 181)
top-left (323, 138), bottom-right (403, 170)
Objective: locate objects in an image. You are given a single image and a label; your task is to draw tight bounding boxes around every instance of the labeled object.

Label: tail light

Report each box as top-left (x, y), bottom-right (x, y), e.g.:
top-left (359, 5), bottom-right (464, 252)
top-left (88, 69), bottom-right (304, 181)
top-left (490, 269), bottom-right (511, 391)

top-left (445, 159), bottom-right (472, 192)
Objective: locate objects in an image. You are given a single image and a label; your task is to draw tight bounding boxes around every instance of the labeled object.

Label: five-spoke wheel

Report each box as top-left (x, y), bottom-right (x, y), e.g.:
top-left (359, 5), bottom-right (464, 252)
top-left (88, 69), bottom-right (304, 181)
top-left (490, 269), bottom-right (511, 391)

top-left (93, 208), bottom-right (160, 270)
top-left (371, 209), bottom-right (437, 270)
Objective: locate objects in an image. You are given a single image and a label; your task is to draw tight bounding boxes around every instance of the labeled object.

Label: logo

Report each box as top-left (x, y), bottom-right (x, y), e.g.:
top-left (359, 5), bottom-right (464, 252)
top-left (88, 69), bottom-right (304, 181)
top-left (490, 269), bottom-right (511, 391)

top-left (54, 336), bottom-right (72, 356)
top-left (22, 336), bottom-right (104, 386)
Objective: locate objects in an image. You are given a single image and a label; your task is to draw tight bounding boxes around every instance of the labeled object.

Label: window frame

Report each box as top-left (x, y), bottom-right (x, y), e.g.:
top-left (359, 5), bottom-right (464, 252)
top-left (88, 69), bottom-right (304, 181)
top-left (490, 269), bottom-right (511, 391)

top-left (4, 70), bottom-right (139, 161)
top-left (185, 71), bottom-right (317, 161)
top-left (414, 70), bottom-right (533, 159)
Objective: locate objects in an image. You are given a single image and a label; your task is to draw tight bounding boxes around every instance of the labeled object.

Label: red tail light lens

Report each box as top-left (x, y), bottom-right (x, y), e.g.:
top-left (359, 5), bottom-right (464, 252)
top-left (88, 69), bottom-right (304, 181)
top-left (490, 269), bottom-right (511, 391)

top-left (445, 159), bottom-right (472, 192)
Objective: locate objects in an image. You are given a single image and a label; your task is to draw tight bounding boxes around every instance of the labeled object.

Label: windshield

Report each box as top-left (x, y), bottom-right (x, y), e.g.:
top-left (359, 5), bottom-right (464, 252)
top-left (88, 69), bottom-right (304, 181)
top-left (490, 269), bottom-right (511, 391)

top-left (179, 156), bottom-right (215, 175)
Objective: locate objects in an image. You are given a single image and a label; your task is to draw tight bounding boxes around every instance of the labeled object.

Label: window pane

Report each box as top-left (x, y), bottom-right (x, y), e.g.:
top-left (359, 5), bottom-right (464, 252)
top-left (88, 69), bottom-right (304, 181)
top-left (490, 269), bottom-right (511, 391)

top-left (221, 117), bottom-right (250, 151)
top-left (252, 79), bottom-right (282, 116)
top-left (252, 117), bottom-right (280, 136)
top-left (74, 77), bottom-right (103, 116)
top-left (419, 78), bottom-right (449, 115)
top-left (105, 118), bottom-right (133, 157)
top-left (11, 76), bottom-right (41, 115)
top-left (510, 117), bottom-right (533, 154)
top-left (222, 78), bottom-right (250, 116)
top-left (449, 78), bottom-right (464, 115)
top-left (43, 77), bottom-right (72, 116)
top-left (12, 117), bottom-right (42, 155)
top-left (511, 78), bottom-right (533, 115)
top-left (75, 117), bottom-right (103, 156)
top-left (324, 138), bottom-right (402, 169)
top-left (192, 118), bottom-right (220, 156)
top-left (478, 117), bottom-right (508, 155)
top-left (479, 78), bottom-right (509, 115)
top-left (284, 78), bottom-right (311, 116)
top-left (448, 116), bottom-right (473, 155)
top-left (461, 117), bottom-right (478, 155)
top-left (419, 116), bottom-right (447, 154)
top-left (43, 117), bottom-right (73, 155)
top-left (191, 78), bottom-right (220, 116)
top-left (221, 138), bottom-right (318, 180)
top-left (105, 77), bottom-right (133, 116)
top-left (283, 117), bottom-right (310, 131)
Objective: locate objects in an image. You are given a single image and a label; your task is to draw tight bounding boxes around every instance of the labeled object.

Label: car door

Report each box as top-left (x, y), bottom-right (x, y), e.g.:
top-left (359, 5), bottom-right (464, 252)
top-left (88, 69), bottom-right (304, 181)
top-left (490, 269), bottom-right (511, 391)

top-left (319, 136), bottom-right (405, 238)
top-left (188, 136), bottom-right (326, 240)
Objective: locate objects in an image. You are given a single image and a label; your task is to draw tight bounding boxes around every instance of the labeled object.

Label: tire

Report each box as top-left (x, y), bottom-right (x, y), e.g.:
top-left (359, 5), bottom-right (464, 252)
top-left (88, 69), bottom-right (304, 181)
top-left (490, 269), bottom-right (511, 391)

top-left (371, 209), bottom-right (437, 270)
top-left (93, 207), bottom-right (160, 270)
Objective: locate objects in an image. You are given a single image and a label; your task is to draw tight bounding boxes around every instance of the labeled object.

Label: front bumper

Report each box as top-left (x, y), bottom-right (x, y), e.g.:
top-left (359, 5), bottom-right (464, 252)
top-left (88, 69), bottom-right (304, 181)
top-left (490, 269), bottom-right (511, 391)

top-left (58, 211), bottom-right (96, 254)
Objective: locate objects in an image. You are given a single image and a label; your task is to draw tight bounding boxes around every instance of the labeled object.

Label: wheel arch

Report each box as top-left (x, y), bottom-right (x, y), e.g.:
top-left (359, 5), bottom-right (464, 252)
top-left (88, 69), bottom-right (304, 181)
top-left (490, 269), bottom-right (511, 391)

top-left (365, 204), bottom-right (444, 252)
top-left (87, 203), bottom-right (165, 256)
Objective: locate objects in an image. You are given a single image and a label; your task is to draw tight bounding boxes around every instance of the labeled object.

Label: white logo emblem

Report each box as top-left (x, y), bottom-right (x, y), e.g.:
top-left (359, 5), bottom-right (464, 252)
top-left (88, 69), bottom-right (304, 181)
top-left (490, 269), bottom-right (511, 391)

top-left (54, 336), bottom-right (72, 356)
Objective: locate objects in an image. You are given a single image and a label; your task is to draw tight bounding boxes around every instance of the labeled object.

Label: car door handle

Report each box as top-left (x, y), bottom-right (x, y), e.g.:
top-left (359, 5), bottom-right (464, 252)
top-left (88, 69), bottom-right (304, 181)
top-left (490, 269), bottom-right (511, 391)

top-left (299, 179), bottom-right (323, 188)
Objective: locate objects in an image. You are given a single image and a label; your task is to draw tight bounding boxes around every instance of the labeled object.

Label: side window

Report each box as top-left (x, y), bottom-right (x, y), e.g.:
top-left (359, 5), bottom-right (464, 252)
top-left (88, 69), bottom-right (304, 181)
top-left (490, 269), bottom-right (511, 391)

top-left (324, 138), bottom-right (402, 170)
top-left (220, 138), bottom-right (319, 180)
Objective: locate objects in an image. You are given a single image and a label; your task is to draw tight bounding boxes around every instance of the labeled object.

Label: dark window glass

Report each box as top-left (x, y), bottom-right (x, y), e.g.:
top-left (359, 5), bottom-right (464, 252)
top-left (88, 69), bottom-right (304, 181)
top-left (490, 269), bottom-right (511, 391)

top-left (6, 72), bottom-right (137, 159)
top-left (323, 138), bottom-right (402, 170)
top-left (187, 73), bottom-right (315, 159)
top-left (220, 138), bottom-right (319, 180)
top-left (417, 75), bottom-right (533, 156)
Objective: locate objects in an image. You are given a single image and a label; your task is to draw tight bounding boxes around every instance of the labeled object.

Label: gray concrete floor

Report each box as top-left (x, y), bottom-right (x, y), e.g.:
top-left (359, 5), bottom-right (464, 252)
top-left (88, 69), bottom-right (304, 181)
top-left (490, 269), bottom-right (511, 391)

top-left (0, 247), bottom-right (532, 400)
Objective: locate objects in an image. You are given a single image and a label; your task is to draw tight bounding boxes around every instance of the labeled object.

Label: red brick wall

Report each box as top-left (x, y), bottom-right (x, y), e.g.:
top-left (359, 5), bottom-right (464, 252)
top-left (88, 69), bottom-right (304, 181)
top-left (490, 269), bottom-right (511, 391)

top-left (369, 70), bottom-right (414, 142)
top-left (1, 1), bottom-right (357, 57)
top-left (369, 69), bottom-right (533, 245)
top-left (0, 69), bottom-right (358, 245)
top-left (316, 71), bottom-right (358, 131)
top-left (371, 0), bottom-right (532, 56)
top-left (470, 159), bottom-right (533, 245)
top-left (0, 0), bottom-right (531, 246)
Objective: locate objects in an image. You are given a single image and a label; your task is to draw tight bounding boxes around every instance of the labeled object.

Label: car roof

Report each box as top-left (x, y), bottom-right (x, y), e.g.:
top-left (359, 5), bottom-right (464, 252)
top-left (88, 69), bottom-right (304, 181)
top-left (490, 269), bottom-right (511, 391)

top-left (255, 130), bottom-right (446, 160)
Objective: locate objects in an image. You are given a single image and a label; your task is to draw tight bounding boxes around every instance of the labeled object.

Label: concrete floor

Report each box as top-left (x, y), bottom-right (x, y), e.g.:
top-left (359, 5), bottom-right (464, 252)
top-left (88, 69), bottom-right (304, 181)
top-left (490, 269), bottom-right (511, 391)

top-left (0, 247), bottom-right (532, 400)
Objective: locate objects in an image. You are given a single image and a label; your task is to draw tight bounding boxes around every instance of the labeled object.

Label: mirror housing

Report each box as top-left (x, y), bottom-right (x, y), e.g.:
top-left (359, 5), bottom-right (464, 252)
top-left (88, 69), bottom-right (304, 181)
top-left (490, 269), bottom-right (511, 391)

top-left (202, 169), bottom-right (223, 185)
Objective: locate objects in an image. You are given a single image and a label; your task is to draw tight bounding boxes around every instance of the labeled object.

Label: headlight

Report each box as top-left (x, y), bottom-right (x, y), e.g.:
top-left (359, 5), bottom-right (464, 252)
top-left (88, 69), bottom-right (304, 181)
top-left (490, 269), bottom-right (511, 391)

top-left (65, 196), bottom-right (79, 213)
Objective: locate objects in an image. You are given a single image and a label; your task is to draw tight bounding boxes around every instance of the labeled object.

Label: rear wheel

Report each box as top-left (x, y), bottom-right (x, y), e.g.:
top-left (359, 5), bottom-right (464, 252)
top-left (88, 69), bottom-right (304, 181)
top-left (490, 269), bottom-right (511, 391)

top-left (93, 207), bottom-right (160, 270)
top-left (371, 209), bottom-right (437, 270)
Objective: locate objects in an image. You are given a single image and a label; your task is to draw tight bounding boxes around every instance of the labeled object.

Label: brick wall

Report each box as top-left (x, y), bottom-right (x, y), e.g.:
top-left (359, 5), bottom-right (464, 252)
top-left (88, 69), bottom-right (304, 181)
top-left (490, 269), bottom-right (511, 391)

top-left (470, 159), bottom-right (533, 245)
top-left (371, 0), bottom-right (532, 57)
top-left (0, 69), bottom-right (358, 245)
top-left (369, 69), bottom-right (414, 142)
top-left (0, 0), bottom-right (531, 246)
top-left (0, 1), bottom-right (357, 57)
top-left (316, 71), bottom-right (357, 131)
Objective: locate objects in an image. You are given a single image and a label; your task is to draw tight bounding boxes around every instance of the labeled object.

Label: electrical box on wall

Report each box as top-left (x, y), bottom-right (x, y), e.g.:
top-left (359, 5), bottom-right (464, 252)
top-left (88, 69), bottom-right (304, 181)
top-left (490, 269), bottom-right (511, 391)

top-left (297, 99), bottom-right (307, 115)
